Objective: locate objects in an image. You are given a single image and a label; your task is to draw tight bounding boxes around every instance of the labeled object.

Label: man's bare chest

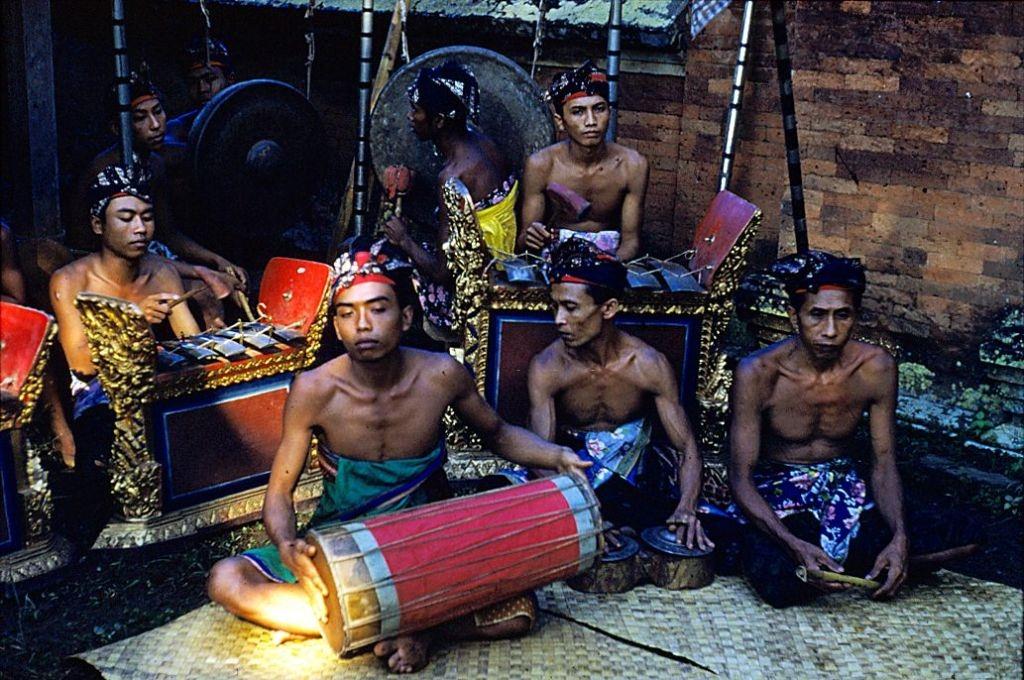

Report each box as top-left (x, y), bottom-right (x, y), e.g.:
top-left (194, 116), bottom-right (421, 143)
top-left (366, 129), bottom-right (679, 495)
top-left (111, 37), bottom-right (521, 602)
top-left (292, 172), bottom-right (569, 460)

top-left (549, 167), bottom-right (628, 218)
top-left (318, 387), bottom-right (448, 458)
top-left (555, 366), bottom-right (648, 422)
top-left (765, 378), bottom-right (869, 437)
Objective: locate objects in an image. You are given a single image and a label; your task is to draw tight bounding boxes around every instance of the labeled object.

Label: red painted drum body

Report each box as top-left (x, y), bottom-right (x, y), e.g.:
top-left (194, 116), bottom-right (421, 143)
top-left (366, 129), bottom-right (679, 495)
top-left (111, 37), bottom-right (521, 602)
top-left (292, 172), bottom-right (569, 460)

top-left (307, 474), bottom-right (602, 655)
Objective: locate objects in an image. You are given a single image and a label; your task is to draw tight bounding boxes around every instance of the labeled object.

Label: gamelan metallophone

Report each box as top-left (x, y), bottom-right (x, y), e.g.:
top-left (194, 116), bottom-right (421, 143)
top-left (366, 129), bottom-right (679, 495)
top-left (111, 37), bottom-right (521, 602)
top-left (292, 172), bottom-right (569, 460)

top-left (443, 184), bottom-right (761, 502)
top-left (156, 321), bottom-right (307, 370)
top-left (73, 257), bottom-right (332, 548)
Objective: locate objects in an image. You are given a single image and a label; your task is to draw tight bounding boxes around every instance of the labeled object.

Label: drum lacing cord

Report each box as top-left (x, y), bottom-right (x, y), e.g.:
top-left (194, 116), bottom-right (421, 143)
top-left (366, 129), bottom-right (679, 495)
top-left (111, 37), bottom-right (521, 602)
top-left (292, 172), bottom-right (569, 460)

top-left (339, 483), bottom-right (585, 532)
top-left (538, 608), bottom-right (718, 675)
top-left (339, 502), bottom-right (601, 598)
top-left (368, 494), bottom-right (598, 554)
top-left (344, 547), bottom-right (599, 632)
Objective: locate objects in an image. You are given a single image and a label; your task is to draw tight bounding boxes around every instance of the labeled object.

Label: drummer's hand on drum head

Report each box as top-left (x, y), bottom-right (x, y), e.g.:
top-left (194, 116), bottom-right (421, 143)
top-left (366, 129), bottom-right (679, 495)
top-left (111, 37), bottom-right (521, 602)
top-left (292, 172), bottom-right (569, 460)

top-left (666, 505), bottom-right (715, 552)
top-left (554, 448), bottom-right (592, 483)
top-left (282, 538), bottom-right (329, 623)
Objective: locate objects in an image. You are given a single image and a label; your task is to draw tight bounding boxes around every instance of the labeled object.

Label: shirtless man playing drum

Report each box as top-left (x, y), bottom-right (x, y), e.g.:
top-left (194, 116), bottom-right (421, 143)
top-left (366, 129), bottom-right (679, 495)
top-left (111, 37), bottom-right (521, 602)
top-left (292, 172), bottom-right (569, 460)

top-left (207, 239), bottom-right (588, 673)
top-left (526, 238), bottom-right (711, 551)
top-left (728, 250), bottom-right (981, 607)
top-left (517, 60), bottom-right (649, 261)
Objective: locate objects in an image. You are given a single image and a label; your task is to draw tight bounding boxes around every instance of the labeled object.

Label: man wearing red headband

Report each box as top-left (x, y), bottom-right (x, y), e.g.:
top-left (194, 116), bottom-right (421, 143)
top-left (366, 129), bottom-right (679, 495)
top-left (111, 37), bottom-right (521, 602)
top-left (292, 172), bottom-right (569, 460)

top-left (166, 36), bottom-right (237, 146)
top-left (68, 70), bottom-right (247, 326)
top-left (208, 239), bottom-right (590, 673)
top-left (525, 238), bottom-right (713, 555)
top-left (517, 60), bottom-right (649, 261)
top-left (727, 251), bottom-right (981, 607)
top-left (50, 164), bottom-right (201, 546)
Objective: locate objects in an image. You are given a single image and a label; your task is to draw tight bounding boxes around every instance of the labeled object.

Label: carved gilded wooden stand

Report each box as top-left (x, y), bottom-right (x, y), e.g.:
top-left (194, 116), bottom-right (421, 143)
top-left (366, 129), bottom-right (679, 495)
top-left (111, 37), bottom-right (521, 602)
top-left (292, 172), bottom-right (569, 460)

top-left (74, 258), bottom-right (331, 548)
top-left (0, 302), bottom-right (75, 583)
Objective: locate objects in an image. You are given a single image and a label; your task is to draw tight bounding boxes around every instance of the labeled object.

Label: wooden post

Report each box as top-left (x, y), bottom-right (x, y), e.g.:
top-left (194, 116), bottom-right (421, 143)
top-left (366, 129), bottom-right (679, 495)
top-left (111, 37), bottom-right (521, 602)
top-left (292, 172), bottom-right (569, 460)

top-left (1, 0), bottom-right (62, 239)
top-left (769, 0), bottom-right (809, 253)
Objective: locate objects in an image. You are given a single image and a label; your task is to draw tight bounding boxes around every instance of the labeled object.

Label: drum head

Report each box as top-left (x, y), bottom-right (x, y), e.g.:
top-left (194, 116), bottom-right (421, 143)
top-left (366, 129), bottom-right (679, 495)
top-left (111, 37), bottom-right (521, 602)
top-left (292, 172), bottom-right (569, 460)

top-left (189, 79), bottom-right (327, 269)
top-left (370, 45), bottom-right (554, 228)
top-left (641, 526), bottom-right (714, 558)
top-left (602, 534), bottom-right (640, 562)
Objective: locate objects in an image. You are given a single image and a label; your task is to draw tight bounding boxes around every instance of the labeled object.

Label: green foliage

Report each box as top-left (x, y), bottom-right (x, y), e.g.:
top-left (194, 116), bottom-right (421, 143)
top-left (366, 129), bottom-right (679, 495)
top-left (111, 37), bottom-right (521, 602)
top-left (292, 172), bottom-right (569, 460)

top-left (898, 362), bottom-right (935, 397)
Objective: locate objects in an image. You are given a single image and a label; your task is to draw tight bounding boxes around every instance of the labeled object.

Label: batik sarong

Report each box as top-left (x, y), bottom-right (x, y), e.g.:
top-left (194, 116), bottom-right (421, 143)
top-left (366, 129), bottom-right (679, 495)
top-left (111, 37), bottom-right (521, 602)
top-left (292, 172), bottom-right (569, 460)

top-left (564, 418), bottom-right (650, 489)
top-left (242, 440), bottom-right (445, 584)
top-left (725, 458), bottom-right (872, 563)
top-left (556, 229), bottom-right (620, 256)
top-left (417, 176), bottom-right (518, 335)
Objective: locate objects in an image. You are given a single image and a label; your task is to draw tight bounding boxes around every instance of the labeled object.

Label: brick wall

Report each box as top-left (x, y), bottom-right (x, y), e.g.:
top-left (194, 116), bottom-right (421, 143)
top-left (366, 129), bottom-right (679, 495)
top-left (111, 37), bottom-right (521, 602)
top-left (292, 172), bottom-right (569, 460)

top-left (675, 0), bottom-right (1023, 363)
top-left (42, 0), bottom-right (1023, 365)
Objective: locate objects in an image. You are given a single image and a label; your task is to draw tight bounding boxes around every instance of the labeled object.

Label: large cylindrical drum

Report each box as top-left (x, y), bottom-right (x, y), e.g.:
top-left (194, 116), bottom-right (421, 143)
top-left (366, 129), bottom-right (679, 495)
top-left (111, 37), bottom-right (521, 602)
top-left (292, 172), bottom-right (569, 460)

top-left (306, 474), bottom-right (601, 655)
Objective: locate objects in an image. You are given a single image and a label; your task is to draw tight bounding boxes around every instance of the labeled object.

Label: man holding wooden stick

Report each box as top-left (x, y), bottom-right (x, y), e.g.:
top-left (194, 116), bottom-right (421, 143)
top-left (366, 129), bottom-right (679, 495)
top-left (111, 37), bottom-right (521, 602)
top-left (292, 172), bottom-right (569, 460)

top-left (727, 250), bottom-right (982, 607)
top-left (49, 165), bottom-right (203, 544)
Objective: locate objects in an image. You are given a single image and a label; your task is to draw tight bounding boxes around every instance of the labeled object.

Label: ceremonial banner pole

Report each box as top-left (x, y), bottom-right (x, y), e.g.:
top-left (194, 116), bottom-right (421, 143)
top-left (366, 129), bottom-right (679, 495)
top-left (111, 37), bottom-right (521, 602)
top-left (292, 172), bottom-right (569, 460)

top-left (353, 0), bottom-right (375, 235)
top-left (605, 0), bottom-right (622, 141)
top-left (111, 0), bottom-right (133, 174)
top-left (718, 0), bottom-right (754, 193)
top-left (769, 0), bottom-right (809, 253)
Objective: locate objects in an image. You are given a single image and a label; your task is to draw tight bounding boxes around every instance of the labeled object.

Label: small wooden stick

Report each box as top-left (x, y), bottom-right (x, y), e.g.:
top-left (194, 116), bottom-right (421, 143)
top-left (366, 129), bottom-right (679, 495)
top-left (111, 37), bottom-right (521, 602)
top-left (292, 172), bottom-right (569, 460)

top-left (235, 291), bottom-right (256, 321)
top-left (795, 566), bottom-right (880, 589)
top-left (168, 285), bottom-right (209, 309)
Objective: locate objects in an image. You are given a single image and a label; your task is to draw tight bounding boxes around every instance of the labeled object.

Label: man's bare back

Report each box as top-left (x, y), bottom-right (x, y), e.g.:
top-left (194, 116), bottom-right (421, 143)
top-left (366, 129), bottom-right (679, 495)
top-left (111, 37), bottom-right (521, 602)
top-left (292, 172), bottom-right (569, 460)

top-left (737, 336), bottom-right (895, 465)
top-left (524, 141), bottom-right (645, 233)
top-left (293, 348), bottom-right (466, 461)
top-left (532, 331), bottom-right (663, 431)
top-left (437, 129), bottom-right (509, 205)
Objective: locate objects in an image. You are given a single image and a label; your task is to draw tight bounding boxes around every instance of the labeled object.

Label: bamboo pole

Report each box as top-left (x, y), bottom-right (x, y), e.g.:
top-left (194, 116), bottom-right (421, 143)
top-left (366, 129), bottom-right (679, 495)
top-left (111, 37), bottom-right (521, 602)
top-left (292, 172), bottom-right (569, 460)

top-left (329, 0), bottom-right (408, 258)
top-left (718, 0), bottom-right (754, 193)
top-left (352, 0), bottom-right (375, 236)
top-left (111, 0), bottom-right (133, 174)
top-left (769, 0), bottom-right (809, 253)
top-left (605, 0), bottom-right (622, 141)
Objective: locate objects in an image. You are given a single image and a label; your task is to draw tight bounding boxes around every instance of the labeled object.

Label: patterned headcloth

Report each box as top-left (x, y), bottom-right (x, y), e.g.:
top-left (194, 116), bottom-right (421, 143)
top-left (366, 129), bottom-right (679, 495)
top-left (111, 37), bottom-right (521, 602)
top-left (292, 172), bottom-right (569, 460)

top-left (330, 237), bottom-right (414, 303)
top-left (183, 35), bottom-right (233, 74)
top-left (548, 236), bottom-right (627, 293)
top-left (88, 163), bottom-right (153, 219)
top-left (108, 67), bottom-right (163, 120)
top-left (407, 60), bottom-right (480, 123)
top-left (768, 250), bottom-right (866, 301)
top-left (547, 60), bottom-right (609, 112)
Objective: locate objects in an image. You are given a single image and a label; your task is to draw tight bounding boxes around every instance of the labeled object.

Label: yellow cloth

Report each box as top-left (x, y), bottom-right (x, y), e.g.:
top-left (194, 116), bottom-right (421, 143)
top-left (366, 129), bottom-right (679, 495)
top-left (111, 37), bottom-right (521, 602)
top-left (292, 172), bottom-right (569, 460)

top-left (474, 180), bottom-right (519, 257)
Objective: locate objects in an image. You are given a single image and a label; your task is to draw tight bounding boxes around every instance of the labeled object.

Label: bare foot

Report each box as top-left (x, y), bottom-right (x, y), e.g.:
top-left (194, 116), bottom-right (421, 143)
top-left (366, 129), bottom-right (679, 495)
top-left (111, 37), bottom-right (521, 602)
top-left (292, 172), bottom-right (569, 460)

top-left (373, 634), bottom-right (430, 673)
top-left (270, 630), bottom-right (306, 645)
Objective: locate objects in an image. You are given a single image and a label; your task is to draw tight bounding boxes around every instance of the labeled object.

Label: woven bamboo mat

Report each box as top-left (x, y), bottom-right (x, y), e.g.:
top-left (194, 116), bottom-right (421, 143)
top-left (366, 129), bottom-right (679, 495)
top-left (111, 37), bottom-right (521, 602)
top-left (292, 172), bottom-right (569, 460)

top-left (74, 571), bottom-right (1022, 679)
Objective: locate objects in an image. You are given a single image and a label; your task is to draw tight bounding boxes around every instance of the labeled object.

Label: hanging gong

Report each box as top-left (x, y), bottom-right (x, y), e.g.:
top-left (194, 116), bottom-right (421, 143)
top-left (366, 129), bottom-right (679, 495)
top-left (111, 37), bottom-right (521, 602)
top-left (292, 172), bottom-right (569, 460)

top-left (370, 46), bottom-right (555, 230)
top-left (189, 79), bottom-right (326, 269)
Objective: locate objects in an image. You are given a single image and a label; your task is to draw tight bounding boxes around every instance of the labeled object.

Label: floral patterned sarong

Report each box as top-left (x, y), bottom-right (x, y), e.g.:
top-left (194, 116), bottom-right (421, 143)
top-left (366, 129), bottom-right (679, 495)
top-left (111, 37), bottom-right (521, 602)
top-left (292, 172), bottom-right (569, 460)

top-left (563, 418), bottom-right (650, 489)
top-left (725, 458), bottom-right (872, 563)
